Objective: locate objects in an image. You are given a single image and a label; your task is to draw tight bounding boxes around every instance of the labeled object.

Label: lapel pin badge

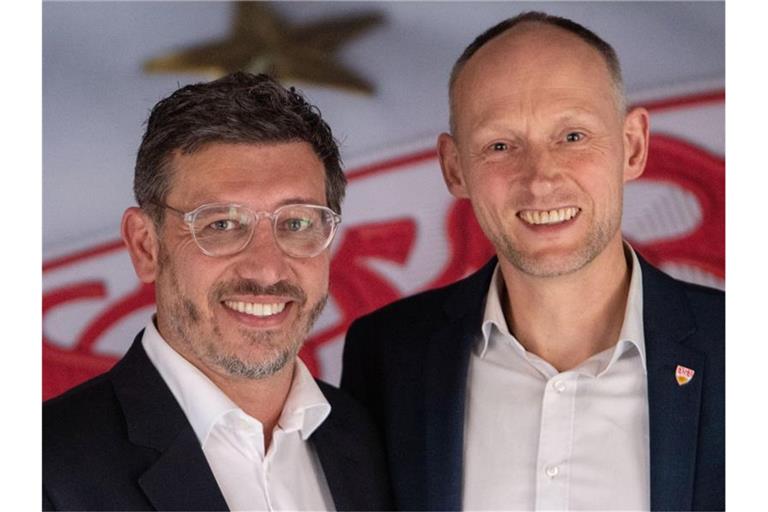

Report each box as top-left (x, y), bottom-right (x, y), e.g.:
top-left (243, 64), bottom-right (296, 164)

top-left (675, 365), bottom-right (695, 386)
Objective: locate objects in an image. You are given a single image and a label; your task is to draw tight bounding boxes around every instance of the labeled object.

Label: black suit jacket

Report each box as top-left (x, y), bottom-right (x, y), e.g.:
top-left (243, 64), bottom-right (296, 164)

top-left (43, 334), bottom-right (393, 511)
top-left (341, 256), bottom-right (724, 511)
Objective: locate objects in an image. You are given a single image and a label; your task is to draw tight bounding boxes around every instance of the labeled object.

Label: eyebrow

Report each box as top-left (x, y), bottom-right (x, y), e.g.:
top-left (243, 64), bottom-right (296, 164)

top-left (476, 105), bottom-right (604, 127)
top-left (276, 197), bottom-right (327, 207)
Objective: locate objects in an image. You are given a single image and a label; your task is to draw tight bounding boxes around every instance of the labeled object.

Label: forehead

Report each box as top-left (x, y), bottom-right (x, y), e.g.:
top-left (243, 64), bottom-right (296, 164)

top-left (453, 23), bottom-right (619, 130)
top-left (167, 141), bottom-right (327, 208)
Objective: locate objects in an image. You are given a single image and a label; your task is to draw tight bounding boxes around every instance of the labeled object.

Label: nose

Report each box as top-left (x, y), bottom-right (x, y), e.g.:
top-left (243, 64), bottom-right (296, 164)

top-left (231, 216), bottom-right (290, 283)
top-left (519, 146), bottom-right (562, 197)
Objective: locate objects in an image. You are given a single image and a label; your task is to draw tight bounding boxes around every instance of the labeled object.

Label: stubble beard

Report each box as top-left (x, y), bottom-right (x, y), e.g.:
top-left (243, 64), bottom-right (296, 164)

top-left (205, 294), bottom-right (328, 379)
top-left (489, 203), bottom-right (622, 278)
top-left (157, 248), bottom-right (328, 381)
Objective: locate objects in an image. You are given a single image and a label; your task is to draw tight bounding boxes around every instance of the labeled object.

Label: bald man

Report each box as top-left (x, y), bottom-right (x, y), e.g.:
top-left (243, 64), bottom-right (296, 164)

top-left (342, 12), bottom-right (724, 511)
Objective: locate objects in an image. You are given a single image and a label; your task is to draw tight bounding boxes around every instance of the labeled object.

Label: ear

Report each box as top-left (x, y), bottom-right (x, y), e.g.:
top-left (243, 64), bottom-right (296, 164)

top-left (437, 132), bottom-right (469, 198)
top-left (622, 107), bottom-right (650, 183)
top-left (121, 207), bottom-right (160, 283)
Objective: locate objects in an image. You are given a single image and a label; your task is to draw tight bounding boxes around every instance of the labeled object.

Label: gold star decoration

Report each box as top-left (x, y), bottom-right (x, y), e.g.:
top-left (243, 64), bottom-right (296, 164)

top-left (143, 2), bottom-right (383, 94)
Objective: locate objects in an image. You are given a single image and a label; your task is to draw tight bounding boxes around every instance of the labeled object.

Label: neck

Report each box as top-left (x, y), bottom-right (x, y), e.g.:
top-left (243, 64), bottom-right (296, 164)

top-left (499, 241), bottom-right (632, 372)
top-left (206, 360), bottom-right (295, 450)
top-left (155, 325), bottom-right (296, 451)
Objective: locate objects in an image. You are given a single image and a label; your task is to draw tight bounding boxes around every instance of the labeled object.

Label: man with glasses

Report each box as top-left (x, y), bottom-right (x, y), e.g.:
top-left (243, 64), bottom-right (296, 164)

top-left (43, 72), bottom-right (392, 511)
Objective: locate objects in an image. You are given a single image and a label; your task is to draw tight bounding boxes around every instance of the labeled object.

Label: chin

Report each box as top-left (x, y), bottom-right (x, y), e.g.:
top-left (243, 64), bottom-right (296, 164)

top-left (503, 245), bottom-right (597, 278)
top-left (212, 348), bottom-right (296, 380)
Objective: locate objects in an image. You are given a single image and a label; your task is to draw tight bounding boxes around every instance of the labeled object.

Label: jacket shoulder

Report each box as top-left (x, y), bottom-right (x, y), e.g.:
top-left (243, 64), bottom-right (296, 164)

top-left (353, 281), bottom-right (456, 328)
top-left (680, 279), bottom-right (725, 315)
top-left (43, 370), bottom-right (149, 471)
top-left (43, 372), bottom-right (123, 448)
top-left (43, 366), bottom-right (159, 510)
top-left (650, 263), bottom-right (724, 330)
top-left (677, 279), bottom-right (724, 361)
top-left (316, 380), bottom-right (379, 428)
top-left (640, 256), bottom-right (724, 332)
top-left (349, 259), bottom-right (496, 335)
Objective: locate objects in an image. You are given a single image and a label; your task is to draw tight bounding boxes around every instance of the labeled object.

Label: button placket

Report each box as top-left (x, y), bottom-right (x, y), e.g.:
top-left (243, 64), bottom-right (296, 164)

top-left (535, 374), bottom-right (576, 510)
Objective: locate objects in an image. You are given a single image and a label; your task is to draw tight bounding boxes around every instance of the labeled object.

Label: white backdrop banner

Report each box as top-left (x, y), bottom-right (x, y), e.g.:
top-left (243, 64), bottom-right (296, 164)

top-left (43, 2), bottom-right (724, 399)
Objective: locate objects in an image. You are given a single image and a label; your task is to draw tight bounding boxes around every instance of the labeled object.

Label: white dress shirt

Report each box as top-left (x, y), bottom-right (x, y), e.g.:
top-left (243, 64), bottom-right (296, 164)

top-left (463, 246), bottom-right (650, 510)
top-left (142, 320), bottom-right (335, 511)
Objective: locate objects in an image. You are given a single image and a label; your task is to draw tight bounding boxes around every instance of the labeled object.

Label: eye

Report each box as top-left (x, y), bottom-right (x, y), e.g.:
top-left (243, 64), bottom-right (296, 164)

top-left (565, 132), bottom-right (585, 143)
top-left (281, 217), bottom-right (312, 232)
top-left (209, 219), bottom-right (240, 231)
top-left (490, 142), bottom-right (509, 151)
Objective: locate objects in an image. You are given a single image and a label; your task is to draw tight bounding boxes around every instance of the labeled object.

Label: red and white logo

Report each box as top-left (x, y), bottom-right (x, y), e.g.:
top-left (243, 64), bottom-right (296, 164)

top-left (676, 365), bottom-right (696, 386)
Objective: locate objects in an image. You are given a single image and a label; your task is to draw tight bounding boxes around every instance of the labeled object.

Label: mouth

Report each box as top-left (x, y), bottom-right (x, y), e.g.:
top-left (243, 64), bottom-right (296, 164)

top-left (518, 207), bottom-right (580, 226)
top-left (223, 300), bottom-right (290, 318)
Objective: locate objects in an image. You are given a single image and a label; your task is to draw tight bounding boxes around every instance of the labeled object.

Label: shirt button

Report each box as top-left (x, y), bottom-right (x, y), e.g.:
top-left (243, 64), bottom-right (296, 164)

top-left (545, 465), bottom-right (560, 478)
top-left (554, 380), bottom-right (567, 393)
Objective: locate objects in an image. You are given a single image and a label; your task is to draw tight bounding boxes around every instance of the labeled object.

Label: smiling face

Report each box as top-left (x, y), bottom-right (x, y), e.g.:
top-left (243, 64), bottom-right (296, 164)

top-left (440, 22), bottom-right (647, 278)
top-left (127, 141), bottom-right (331, 382)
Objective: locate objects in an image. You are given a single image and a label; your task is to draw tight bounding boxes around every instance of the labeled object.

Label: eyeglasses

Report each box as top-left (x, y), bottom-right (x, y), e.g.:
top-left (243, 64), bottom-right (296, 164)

top-left (157, 202), bottom-right (342, 258)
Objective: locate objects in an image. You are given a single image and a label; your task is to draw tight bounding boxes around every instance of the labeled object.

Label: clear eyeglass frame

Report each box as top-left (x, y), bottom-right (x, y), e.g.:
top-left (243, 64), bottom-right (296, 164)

top-left (155, 201), bottom-right (342, 258)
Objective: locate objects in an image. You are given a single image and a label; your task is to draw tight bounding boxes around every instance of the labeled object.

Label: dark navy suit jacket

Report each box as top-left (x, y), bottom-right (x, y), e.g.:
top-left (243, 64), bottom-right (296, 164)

top-left (44, 334), bottom-right (393, 511)
top-left (341, 256), bottom-right (724, 511)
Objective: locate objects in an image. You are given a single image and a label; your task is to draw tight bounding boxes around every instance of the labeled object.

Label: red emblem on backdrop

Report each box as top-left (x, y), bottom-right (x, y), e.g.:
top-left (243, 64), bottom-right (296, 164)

top-left (629, 134), bottom-right (724, 279)
top-left (42, 92), bottom-right (725, 400)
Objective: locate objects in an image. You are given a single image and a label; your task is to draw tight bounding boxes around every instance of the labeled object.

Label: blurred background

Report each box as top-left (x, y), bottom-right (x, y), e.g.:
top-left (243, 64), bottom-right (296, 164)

top-left (42, 1), bottom-right (724, 399)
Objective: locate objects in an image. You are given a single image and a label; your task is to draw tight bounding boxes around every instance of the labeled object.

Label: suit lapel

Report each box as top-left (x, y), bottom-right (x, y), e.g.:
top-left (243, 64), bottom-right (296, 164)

top-left (641, 259), bottom-right (704, 511)
top-left (138, 427), bottom-right (229, 511)
top-left (311, 418), bottom-right (357, 511)
top-left (111, 335), bottom-right (229, 511)
top-left (424, 259), bottom-right (497, 511)
top-left (311, 401), bottom-right (381, 511)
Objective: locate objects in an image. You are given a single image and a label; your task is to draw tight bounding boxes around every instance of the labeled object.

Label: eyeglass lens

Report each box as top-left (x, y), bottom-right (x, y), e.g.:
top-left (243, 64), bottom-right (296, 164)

top-left (189, 204), bottom-right (337, 258)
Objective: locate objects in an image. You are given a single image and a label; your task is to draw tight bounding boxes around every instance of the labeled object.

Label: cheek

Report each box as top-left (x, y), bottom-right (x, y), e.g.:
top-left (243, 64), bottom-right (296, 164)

top-left (554, 143), bottom-right (615, 176)
top-left (566, 149), bottom-right (625, 199)
top-left (167, 251), bottom-right (224, 301)
top-left (177, 237), bottom-right (202, 254)
top-left (475, 184), bottom-right (517, 223)
top-left (586, 174), bottom-right (625, 217)
top-left (557, 150), bottom-right (597, 170)
top-left (464, 167), bottom-right (510, 202)
top-left (295, 256), bottom-right (330, 297)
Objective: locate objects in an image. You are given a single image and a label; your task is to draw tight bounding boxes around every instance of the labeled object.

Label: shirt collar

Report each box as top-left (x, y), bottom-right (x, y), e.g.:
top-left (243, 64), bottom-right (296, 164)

top-left (278, 359), bottom-right (331, 440)
top-left (615, 244), bottom-right (647, 373)
top-left (141, 319), bottom-right (331, 445)
top-left (479, 243), bottom-right (647, 373)
top-left (479, 263), bottom-right (511, 358)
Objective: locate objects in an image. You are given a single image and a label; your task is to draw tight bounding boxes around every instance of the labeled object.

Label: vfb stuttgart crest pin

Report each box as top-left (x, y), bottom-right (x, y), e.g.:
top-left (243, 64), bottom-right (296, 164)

top-left (676, 365), bottom-right (695, 386)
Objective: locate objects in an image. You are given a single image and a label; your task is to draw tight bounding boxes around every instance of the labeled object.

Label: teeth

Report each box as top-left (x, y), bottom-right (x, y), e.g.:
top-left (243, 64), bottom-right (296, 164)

top-left (224, 301), bottom-right (287, 317)
top-left (519, 207), bottom-right (579, 225)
